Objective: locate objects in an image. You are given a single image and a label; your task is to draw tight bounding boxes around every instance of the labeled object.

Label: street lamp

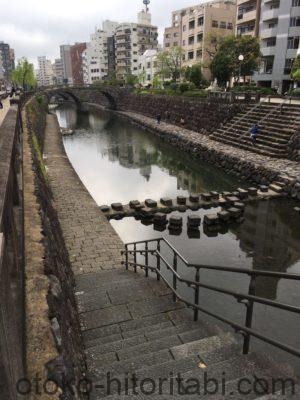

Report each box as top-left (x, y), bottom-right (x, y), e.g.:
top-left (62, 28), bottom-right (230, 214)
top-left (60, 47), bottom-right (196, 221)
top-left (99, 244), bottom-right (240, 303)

top-left (238, 54), bottom-right (244, 85)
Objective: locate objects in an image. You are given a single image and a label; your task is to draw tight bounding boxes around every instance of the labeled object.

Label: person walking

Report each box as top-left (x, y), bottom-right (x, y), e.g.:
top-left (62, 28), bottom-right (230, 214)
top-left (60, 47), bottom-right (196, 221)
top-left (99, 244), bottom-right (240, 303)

top-left (156, 113), bottom-right (161, 124)
top-left (250, 123), bottom-right (259, 145)
top-left (0, 99), bottom-right (3, 109)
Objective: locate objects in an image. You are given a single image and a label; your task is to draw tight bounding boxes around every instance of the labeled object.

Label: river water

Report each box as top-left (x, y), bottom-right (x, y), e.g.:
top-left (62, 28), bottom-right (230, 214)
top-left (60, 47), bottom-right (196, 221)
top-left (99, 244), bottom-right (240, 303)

top-left (56, 104), bottom-right (300, 369)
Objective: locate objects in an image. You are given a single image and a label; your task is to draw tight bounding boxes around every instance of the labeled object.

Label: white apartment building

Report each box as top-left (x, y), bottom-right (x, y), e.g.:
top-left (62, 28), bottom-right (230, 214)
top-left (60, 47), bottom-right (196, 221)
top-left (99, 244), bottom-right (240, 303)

top-left (138, 49), bottom-right (159, 85)
top-left (115, 9), bottom-right (158, 79)
top-left (52, 58), bottom-right (64, 85)
top-left (83, 20), bottom-right (119, 84)
top-left (36, 56), bottom-right (54, 87)
top-left (253, 0), bottom-right (300, 93)
top-left (60, 45), bottom-right (73, 85)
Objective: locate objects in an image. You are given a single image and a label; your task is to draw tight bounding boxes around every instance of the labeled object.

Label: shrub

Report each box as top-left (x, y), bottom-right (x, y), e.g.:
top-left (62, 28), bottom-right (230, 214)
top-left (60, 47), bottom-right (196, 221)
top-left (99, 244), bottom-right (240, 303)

top-left (289, 88), bottom-right (300, 97)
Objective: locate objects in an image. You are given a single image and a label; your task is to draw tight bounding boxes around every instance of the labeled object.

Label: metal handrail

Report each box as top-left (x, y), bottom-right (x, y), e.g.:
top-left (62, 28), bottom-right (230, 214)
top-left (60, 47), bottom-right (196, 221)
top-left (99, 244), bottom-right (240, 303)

top-left (123, 237), bottom-right (300, 357)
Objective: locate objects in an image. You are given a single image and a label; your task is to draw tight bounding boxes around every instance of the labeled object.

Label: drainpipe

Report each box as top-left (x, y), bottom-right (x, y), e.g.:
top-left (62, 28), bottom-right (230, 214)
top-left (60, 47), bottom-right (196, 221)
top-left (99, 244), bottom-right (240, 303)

top-left (254, 0), bottom-right (262, 37)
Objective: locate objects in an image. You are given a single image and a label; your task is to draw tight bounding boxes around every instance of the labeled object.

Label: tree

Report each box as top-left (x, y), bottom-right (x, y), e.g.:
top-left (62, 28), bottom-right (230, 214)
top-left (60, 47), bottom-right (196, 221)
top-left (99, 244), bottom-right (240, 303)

top-left (186, 64), bottom-right (203, 88)
top-left (291, 55), bottom-right (300, 83)
top-left (125, 74), bottom-right (138, 86)
top-left (156, 46), bottom-right (184, 82)
top-left (210, 35), bottom-right (261, 86)
top-left (11, 57), bottom-right (36, 90)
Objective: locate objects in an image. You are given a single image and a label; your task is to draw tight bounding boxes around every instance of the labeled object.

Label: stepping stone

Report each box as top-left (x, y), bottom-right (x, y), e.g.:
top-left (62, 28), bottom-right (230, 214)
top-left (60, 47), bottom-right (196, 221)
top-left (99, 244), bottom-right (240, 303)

top-left (169, 215), bottom-right (183, 226)
top-left (189, 194), bottom-right (199, 202)
top-left (100, 205), bottom-right (110, 212)
top-left (237, 188), bottom-right (248, 199)
top-left (218, 198), bottom-right (228, 207)
top-left (134, 204), bottom-right (143, 211)
top-left (248, 187), bottom-right (258, 196)
top-left (228, 207), bottom-right (242, 218)
top-left (177, 205), bottom-right (187, 212)
top-left (217, 210), bottom-right (230, 222)
top-left (201, 193), bottom-right (212, 201)
top-left (153, 213), bottom-right (167, 223)
top-left (259, 185), bottom-right (269, 193)
top-left (222, 191), bottom-right (232, 198)
top-left (176, 196), bottom-right (186, 205)
top-left (187, 215), bottom-right (201, 227)
top-left (168, 226), bottom-right (182, 236)
top-left (269, 184), bottom-right (283, 193)
top-left (111, 203), bottom-right (123, 211)
top-left (294, 207), bottom-right (300, 213)
top-left (204, 214), bottom-right (219, 225)
top-left (210, 191), bottom-right (219, 200)
top-left (153, 223), bottom-right (167, 232)
top-left (129, 200), bottom-right (141, 209)
top-left (225, 196), bottom-right (240, 205)
top-left (232, 191), bottom-right (240, 197)
top-left (145, 199), bottom-right (157, 208)
top-left (234, 202), bottom-right (245, 210)
top-left (160, 197), bottom-right (173, 206)
top-left (140, 207), bottom-right (155, 216)
top-left (187, 229), bottom-right (200, 239)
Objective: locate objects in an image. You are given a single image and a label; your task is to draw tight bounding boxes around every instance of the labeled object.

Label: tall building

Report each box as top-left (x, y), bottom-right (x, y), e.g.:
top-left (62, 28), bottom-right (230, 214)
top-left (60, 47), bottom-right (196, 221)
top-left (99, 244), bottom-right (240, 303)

top-left (115, 7), bottom-right (158, 79)
top-left (60, 45), bottom-right (73, 85)
top-left (70, 42), bottom-right (87, 85)
top-left (0, 41), bottom-right (14, 81)
top-left (163, 0), bottom-right (236, 80)
top-left (253, 0), bottom-right (300, 93)
top-left (138, 49), bottom-right (159, 85)
top-left (83, 20), bottom-right (119, 84)
top-left (36, 56), bottom-right (54, 87)
top-left (236, 0), bottom-right (261, 36)
top-left (52, 58), bottom-right (64, 85)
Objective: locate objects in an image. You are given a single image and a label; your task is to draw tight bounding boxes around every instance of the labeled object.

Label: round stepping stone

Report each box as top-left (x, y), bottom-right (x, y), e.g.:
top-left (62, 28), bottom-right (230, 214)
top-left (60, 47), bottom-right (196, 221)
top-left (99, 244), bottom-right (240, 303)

top-left (160, 197), bottom-right (173, 206)
top-left (228, 207), bottom-right (242, 218)
top-left (189, 194), bottom-right (199, 203)
top-left (210, 191), bottom-right (219, 200)
top-left (204, 214), bottom-right (220, 225)
top-left (217, 210), bottom-right (230, 222)
top-left (100, 205), bottom-right (110, 212)
top-left (111, 203), bottom-right (123, 211)
top-left (168, 226), bottom-right (182, 236)
top-left (129, 200), bottom-right (140, 209)
top-left (153, 223), bottom-right (167, 232)
top-left (237, 188), bottom-right (248, 199)
top-left (232, 191), bottom-right (240, 197)
top-left (234, 202), bottom-right (245, 210)
top-left (153, 212), bottom-right (167, 223)
top-left (259, 185), bottom-right (269, 193)
top-left (177, 196), bottom-right (186, 205)
top-left (225, 196), bottom-right (240, 205)
top-left (187, 229), bottom-right (200, 239)
top-left (222, 191), bottom-right (232, 198)
top-left (145, 199), bottom-right (157, 208)
top-left (169, 215), bottom-right (183, 226)
top-left (218, 198), bottom-right (228, 207)
top-left (187, 215), bottom-right (201, 227)
top-left (201, 193), bottom-right (212, 201)
top-left (248, 187), bottom-right (258, 196)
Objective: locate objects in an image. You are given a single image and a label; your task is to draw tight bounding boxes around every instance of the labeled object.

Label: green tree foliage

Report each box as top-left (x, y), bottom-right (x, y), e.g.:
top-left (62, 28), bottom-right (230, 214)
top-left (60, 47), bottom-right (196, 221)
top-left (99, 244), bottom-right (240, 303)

top-left (211, 36), bottom-right (261, 86)
top-left (291, 55), bottom-right (300, 82)
top-left (125, 74), bottom-right (138, 86)
top-left (11, 57), bottom-right (36, 90)
top-left (184, 64), bottom-right (203, 88)
top-left (156, 47), bottom-right (184, 82)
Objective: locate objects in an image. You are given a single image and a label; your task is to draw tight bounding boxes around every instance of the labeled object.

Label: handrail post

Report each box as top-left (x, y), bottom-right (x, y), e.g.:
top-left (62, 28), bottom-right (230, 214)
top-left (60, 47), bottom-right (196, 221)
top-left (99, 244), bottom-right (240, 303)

top-left (194, 268), bottom-right (200, 321)
top-left (173, 252), bottom-right (177, 302)
top-left (133, 243), bottom-right (137, 273)
top-left (243, 275), bottom-right (256, 354)
top-left (125, 244), bottom-right (128, 270)
top-left (145, 242), bottom-right (149, 278)
top-left (156, 240), bottom-right (161, 281)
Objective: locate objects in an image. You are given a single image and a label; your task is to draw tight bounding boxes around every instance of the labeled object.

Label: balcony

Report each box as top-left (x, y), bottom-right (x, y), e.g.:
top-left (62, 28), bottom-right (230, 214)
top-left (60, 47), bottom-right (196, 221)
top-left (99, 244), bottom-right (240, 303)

top-left (261, 46), bottom-right (276, 56)
top-left (237, 9), bottom-right (256, 24)
top-left (237, 0), bottom-right (255, 5)
top-left (260, 27), bottom-right (278, 38)
top-left (262, 8), bottom-right (279, 21)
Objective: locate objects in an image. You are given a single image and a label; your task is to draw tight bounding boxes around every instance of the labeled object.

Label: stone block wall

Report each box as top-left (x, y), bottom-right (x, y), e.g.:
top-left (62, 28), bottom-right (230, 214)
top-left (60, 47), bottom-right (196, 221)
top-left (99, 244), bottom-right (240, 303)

top-left (287, 126), bottom-right (300, 161)
top-left (25, 97), bottom-right (86, 399)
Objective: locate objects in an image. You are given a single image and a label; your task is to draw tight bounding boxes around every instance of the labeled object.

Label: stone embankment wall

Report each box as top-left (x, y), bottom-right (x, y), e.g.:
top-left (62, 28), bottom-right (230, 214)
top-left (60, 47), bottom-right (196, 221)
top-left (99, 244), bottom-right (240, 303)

top-left (25, 96), bottom-right (86, 399)
top-left (287, 126), bottom-right (300, 161)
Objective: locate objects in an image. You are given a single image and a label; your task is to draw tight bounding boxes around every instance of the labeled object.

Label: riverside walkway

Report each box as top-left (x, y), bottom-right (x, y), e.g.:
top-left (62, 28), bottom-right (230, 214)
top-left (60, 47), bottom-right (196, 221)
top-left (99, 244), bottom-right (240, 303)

top-left (42, 113), bottom-right (298, 399)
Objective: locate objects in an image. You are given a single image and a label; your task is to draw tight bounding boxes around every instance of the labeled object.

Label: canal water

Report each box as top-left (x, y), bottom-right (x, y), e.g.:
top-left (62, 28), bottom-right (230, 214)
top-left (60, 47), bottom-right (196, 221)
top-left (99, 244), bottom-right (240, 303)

top-left (56, 104), bottom-right (300, 369)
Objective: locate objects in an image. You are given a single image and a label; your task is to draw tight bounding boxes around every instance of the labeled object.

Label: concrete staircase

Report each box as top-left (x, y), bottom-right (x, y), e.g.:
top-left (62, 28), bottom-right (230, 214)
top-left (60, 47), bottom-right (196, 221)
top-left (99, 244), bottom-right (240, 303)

top-left (76, 268), bottom-right (298, 399)
top-left (210, 103), bottom-right (300, 158)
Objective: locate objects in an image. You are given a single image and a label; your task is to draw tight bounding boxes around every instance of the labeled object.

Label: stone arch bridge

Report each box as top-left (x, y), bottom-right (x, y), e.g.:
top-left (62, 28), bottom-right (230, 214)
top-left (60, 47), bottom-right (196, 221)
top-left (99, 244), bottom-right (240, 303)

top-left (45, 86), bottom-right (126, 110)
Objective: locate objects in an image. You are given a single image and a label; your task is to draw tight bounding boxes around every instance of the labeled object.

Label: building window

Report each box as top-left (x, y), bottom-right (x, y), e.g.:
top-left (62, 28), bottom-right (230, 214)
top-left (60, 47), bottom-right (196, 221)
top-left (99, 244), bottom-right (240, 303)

top-left (266, 37), bottom-right (276, 47)
top-left (284, 58), bottom-right (294, 75)
top-left (220, 21), bottom-right (226, 29)
top-left (197, 33), bottom-right (203, 42)
top-left (196, 49), bottom-right (202, 59)
top-left (292, 0), bottom-right (300, 6)
top-left (147, 74), bottom-right (151, 80)
top-left (188, 51), bottom-right (194, 60)
top-left (183, 25), bottom-right (186, 31)
top-left (212, 20), bottom-right (218, 28)
top-left (147, 62), bottom-right (151, 68)
top-left (165, 34), bottom-right (170, 38)
top-left (189, 20), bottom-right (195, 29)
top-left (198, 16), bottom-right (204, 26)
top-left (188, 36), bottom-right (195, 45)
top-left (287, 36), bottom-right (300, 49)
top-left (165, 43), bottom-right (170, 47)
top-left (174, 32), bottom-right (179, 37)
top-left (290, 17), bottom-right (300, 27)
top-left (227, 22), bottom-right (233, 29)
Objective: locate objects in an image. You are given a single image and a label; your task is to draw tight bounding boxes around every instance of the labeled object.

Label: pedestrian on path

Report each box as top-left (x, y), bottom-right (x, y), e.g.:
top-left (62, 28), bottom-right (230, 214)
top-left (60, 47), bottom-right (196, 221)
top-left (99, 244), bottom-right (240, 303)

top-left (156, 113), bottom-right (161, 124)
top-left (0, 100), bottom-right (3, 110)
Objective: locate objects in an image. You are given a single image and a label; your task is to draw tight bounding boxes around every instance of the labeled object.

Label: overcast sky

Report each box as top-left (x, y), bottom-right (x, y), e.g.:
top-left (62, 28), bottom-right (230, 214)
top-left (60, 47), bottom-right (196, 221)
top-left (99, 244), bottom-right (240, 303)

top-left (0, 0), bottom-right (208, 67)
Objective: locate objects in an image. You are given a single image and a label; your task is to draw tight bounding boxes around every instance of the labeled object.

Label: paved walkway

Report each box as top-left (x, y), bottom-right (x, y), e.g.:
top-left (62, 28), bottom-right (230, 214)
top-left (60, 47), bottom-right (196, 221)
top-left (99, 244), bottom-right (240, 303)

top-left (0, 98), bottom-right (10, 126)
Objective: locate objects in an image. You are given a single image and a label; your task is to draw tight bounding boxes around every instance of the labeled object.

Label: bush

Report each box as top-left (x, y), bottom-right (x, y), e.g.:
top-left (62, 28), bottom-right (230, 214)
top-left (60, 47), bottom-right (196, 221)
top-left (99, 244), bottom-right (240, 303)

top-left (289, 88), bottom-right (300, 97)
top-left (182, 90), bottom-right (208, 98)
top-left (179, 83), bottom-right (190, 93)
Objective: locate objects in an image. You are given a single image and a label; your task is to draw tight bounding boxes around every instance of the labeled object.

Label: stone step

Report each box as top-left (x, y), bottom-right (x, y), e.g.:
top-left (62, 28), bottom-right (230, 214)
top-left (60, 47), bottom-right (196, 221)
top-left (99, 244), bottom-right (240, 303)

top-left (269, 184), bottom-right (284, 193)
top-left (214, 131), bottom-right (289, 149)
top-left (214, 135), bottom-right (287, 154)
top-left (216, 127), bottom-right (292, 141)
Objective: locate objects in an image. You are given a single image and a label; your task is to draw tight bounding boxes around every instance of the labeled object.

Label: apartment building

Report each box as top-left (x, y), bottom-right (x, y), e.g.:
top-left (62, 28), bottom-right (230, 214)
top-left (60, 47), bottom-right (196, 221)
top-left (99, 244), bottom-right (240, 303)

top-left (115, 10), bottom-right (158, 79)
top-left (60, 45), bottom-right (73, 85)
top-left (253, 0), bottom-right (300, 93)
top-left (138, 49), bottom-right (159, 85)
top-left (163, 0), bottom-right (236, 80)
top-left (36, 56), bottom-right (54, 87)
top-left (52, 58), bottom-right (64, 85)
top-left (70, 42), bottom-right (87, 85)
top-left (0, 41), bottom-right (15, 81)
top-left (83, 20), bottom-right (119, 84)
top-left (236, 0), bottom-right (261, 36)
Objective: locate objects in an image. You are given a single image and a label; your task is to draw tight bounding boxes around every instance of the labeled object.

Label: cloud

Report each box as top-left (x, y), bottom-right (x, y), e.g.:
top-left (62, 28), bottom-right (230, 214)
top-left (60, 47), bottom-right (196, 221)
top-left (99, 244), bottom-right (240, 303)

top-left (0, 0), bottom-right (207, 66)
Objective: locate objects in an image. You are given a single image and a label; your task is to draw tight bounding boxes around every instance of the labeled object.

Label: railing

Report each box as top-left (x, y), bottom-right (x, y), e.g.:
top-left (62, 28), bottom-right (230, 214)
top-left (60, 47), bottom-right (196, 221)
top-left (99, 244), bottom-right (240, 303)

top-left (0, 102), bottom-right (25, 399)
top-left (122, 237), bottom-right (300, 358)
